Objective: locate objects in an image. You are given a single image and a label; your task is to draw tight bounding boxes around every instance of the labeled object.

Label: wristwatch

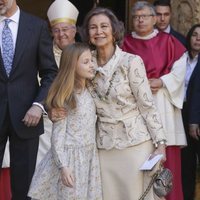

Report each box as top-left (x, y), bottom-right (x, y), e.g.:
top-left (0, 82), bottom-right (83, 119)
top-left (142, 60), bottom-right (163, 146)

top-left (155, 140), bottom-right (166, 148)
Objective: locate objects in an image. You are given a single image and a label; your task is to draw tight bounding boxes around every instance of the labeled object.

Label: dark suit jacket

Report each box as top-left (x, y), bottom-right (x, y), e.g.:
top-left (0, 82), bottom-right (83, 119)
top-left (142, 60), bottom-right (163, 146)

top-left (0, 11), bottom-right (58, 139)
top-left (170, 27), bottom-right (186, 47)
top-left (185, 54), bottom-right (200, 124)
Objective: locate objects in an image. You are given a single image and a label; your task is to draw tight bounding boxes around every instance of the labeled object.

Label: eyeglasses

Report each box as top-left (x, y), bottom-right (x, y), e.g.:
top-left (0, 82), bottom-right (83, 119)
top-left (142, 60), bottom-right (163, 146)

top-left (133, 14), bottom-right (154, 21)
top-left (52, 26), bottom-right (75, 35)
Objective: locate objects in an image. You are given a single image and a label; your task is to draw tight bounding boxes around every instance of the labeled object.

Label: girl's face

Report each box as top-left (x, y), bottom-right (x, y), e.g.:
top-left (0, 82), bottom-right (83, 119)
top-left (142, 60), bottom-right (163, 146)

top-left (76, 50), bottom-right (95, 84)
top-left (88, 14), bottom-right (113, 48)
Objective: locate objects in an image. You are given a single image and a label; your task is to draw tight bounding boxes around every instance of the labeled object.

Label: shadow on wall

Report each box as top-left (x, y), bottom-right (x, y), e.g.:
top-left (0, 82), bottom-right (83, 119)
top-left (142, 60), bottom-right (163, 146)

top-left (71, 0), bottom-right (126, 27)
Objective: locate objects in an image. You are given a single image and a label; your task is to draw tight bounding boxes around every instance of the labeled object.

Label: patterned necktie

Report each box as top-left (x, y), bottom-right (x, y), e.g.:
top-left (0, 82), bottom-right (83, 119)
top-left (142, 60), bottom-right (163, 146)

top-left (2, 19), bottom-right (14, 76)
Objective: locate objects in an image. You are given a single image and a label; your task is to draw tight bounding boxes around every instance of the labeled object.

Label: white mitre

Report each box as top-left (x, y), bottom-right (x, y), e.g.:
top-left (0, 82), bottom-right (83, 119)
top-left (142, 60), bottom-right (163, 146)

top-left (47, 0), bottom-right (79, 26)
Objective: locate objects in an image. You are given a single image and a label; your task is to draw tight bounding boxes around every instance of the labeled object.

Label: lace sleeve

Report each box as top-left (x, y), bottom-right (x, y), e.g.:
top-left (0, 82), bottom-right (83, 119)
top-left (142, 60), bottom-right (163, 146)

top-left (128, 55), bottom-right (166, 144)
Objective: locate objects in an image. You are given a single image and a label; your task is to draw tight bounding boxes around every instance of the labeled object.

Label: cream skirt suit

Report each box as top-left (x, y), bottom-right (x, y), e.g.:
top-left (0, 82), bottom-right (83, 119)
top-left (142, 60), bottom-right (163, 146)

top-left (88, 46), bottom-right (166, 200)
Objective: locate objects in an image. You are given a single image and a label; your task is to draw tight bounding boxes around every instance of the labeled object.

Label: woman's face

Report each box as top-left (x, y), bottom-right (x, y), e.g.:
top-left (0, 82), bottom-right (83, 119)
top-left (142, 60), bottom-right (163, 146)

top-left (88, 14), bottom-right (113, 48)
top-left (190, 27), bottom-right (200, 53)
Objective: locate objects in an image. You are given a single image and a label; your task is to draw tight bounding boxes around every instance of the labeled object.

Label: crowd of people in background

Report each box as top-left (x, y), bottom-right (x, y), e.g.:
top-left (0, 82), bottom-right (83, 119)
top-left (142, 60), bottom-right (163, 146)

top-left (0, 0), bottom-right (200, 200)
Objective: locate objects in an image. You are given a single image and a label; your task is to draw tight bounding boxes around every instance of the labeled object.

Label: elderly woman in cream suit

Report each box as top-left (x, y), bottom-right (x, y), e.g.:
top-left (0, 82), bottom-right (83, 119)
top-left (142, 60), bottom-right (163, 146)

top-left (80, 7), bottom-right (167, 200)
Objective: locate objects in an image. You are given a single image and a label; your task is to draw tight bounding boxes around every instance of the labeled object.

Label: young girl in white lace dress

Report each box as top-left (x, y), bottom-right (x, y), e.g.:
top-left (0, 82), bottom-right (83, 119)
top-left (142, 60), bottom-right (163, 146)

top-left (28, 43), bottom-right (102, 200)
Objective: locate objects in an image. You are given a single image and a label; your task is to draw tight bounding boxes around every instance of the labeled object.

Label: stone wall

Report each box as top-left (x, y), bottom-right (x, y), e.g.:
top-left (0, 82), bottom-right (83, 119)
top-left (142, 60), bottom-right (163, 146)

top-left (171, 0), bottom-right (200, 36)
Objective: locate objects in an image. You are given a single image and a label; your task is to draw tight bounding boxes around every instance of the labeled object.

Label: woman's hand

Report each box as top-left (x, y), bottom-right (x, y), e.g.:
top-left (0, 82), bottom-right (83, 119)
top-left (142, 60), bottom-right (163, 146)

top-left (60, 166), bottom-right (74, 188)
top-left (48, 107), bottom-right (67, 122)
top-left (150, 143), bottom-right (166, 164)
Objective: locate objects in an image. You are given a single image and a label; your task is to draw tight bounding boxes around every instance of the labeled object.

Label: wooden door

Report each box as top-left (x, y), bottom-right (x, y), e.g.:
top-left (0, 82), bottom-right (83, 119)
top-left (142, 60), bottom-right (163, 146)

top-left (18, 0), bottom-right (52, 20)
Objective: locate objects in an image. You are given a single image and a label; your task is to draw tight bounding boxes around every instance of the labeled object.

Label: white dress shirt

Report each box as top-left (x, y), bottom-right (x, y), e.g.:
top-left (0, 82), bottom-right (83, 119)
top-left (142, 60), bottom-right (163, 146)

top-left (0, 7), bottom-right (20, 52)
top-left (184, 52), bottom-right (198, 100)
top-left (163, 25), bottom-right (171, 33)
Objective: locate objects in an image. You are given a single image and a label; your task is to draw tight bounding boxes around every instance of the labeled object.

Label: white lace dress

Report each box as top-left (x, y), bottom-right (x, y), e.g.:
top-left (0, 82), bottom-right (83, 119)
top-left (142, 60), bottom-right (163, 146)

top-left (28, 89), bottom-right (102, 200)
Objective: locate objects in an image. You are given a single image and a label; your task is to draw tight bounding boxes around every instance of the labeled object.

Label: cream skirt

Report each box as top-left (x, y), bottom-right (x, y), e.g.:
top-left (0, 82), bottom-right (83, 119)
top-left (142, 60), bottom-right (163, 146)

top-left (98, 140), bottom-right (161, 200)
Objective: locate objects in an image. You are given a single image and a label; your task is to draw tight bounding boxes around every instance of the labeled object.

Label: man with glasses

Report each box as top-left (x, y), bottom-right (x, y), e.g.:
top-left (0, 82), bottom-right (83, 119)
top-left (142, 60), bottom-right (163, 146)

top-left (122, 1), bottom-right (186, 200)
top-left (153, 0), bottom-right (186, 46)
top-left (35, 0), bottom-right (79, 166)
top-left (48, 0), bottom-right (79, 66)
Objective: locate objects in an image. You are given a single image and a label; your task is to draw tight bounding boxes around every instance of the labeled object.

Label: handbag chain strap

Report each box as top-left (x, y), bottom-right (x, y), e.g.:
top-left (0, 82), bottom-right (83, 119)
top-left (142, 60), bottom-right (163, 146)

top-left (138, 170), bottom-right (160, 200)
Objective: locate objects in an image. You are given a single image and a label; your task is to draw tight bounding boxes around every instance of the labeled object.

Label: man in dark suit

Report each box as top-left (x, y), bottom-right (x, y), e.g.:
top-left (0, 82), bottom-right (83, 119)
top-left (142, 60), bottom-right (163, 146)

top-left (181, 24), bottom-right (200, 200)
top-left (0, 0), bottom-right (58, 199)
top-left (153, 0), bottom-right (186, 46)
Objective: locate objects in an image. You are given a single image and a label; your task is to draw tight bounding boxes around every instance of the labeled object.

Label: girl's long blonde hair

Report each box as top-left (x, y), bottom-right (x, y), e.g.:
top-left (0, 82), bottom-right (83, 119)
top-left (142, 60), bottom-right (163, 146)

top-left (46, 42), bottom-right (90, 110)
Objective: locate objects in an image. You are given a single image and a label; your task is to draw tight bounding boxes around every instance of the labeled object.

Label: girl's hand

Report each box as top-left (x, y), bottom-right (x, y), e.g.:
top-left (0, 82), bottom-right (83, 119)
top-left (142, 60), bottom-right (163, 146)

top-left (60, 167), bottom-right (74, 188)
top-left (48, 107), bottom-right (67, 122)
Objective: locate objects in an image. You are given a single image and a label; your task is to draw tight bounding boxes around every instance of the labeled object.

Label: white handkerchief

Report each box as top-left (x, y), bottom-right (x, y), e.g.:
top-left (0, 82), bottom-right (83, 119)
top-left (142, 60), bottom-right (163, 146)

top-left (140, 154), bottom-right (163, 170)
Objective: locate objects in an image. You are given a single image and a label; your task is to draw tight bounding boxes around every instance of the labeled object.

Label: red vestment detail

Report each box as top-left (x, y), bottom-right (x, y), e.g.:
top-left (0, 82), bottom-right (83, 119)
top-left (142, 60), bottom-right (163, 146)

top-left (122, 32), bottom-right (186, 78)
